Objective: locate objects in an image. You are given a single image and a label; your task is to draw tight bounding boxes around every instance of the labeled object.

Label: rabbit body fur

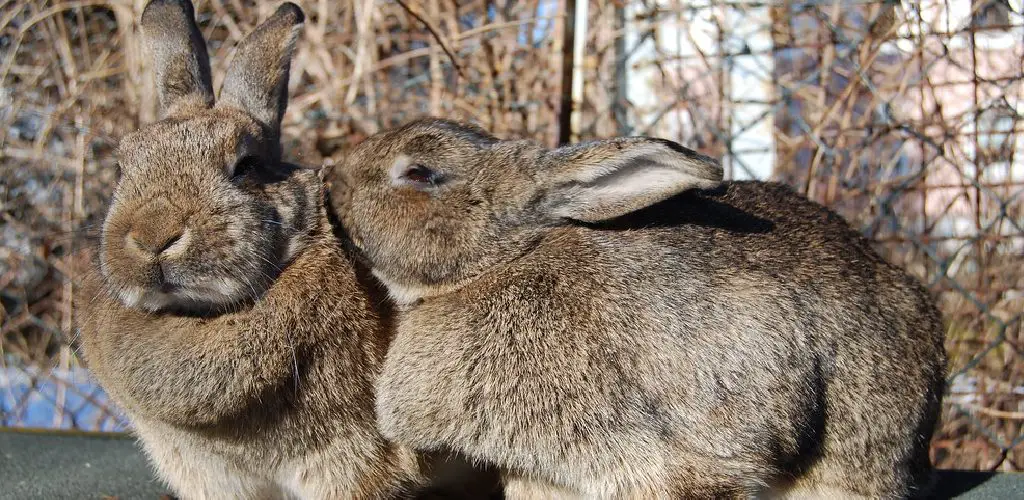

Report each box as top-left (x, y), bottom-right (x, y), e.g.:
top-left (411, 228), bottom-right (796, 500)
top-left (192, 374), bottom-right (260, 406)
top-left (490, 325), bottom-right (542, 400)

top-left (74, 3), bottom-right (496, 499)
top-left (329, 119), bottom-right (947, 499)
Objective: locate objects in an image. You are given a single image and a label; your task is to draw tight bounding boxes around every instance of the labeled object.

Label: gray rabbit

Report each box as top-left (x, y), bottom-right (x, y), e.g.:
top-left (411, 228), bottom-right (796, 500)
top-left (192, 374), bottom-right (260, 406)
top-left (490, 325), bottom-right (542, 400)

top-left (73, 3), bottom-right (496, 498)
top-left (327, 118), bottom-right (947, 499)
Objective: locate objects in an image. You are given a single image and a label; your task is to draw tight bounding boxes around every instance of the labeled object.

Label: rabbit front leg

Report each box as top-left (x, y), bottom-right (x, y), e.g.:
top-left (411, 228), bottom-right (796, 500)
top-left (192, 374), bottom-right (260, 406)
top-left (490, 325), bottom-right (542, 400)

top-left (283, 438), bottom-right (423, 500)
top-left (81, 303), bottom-right (296, 427)
top-left (133, 418), bottom-right (284, 500)
top-left (75, 262), bottom-right (303, 428)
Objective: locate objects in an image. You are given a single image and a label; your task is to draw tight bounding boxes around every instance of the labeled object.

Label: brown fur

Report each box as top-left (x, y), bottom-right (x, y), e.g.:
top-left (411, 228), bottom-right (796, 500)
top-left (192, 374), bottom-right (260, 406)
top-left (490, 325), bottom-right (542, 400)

top-left (328, 118), bottom-right (947, 499)
top-left (74, 3), bottom-right (497, 498)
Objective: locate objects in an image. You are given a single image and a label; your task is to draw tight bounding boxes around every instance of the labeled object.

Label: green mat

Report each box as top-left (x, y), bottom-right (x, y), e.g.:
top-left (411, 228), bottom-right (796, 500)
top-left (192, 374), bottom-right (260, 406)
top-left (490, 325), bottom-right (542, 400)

top-left (0, 429), bottom-right (1020, 499)
top-left (0, 429), bottom-right (167, 499)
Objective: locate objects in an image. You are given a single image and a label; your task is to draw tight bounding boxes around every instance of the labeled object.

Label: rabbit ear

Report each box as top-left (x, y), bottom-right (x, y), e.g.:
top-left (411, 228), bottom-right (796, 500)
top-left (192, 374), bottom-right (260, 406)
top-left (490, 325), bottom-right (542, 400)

top-left (539, 137), bottom-right (724, 222)
top-left (140, 0), bottom-right (214, 116)
top-left (216, 2), bottom-right (304, 132)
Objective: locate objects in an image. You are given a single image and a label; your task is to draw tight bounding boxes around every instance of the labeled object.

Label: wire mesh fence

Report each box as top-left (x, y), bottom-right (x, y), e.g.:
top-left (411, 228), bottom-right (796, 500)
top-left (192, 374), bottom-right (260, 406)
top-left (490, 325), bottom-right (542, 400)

top-left (1, 0), bottom-right (1021, 471)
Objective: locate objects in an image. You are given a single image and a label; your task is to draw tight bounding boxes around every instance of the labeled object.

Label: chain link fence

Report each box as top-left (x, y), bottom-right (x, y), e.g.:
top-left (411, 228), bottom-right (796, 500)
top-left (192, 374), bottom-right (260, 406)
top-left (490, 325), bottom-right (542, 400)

top-left (2, 0), bottom-right (1021, 471)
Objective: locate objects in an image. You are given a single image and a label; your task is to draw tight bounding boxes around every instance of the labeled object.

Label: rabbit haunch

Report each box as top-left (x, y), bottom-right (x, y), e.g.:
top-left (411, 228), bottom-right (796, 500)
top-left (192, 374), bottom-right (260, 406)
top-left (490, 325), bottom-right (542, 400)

top-left (329, 118), bottom-right (946, 499)
top-left (74, 2), bottom-right (496, 498)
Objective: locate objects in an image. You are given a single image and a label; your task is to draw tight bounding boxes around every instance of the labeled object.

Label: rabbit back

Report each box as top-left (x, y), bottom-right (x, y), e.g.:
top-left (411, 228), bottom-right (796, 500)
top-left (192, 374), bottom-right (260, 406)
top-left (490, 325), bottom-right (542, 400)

top-left (375, 181), bottom-right (945, 498)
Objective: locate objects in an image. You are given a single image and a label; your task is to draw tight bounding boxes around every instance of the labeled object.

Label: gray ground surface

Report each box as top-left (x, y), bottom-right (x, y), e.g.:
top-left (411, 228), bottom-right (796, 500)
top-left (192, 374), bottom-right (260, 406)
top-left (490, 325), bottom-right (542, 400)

top-left (0, 430), bottom-right (168, 499)
top-left (1, 429), bottom-right (1021, 499)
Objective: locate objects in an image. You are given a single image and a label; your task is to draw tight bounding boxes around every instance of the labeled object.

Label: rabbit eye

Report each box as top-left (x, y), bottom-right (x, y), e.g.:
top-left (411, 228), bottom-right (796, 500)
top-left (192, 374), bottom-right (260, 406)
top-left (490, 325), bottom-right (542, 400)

top-left (231, 155), bottom-right (262, 183)
top-left (404, 164), bottom-right (439, 185)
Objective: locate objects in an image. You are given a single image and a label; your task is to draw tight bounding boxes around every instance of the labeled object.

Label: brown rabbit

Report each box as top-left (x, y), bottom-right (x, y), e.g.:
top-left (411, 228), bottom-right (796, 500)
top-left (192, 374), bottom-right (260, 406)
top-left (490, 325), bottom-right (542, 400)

top-left (327, 118), bottom-right (947, 499)
top-left (73, 3), bottom-right (496, 498)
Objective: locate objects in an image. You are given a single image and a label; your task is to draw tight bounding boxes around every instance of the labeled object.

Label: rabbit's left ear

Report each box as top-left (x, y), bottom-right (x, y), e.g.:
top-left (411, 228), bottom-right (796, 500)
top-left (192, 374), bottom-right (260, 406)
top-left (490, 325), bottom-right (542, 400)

top-left (216, 2), bottom-right (304, 133)
top-left (538, 137), bottom-right (724, 222)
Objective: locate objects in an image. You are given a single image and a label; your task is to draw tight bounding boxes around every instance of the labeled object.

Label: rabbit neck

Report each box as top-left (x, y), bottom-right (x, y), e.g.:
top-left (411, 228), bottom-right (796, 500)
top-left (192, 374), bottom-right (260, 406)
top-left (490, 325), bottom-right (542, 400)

top-left (374, 229), bottom-right (547, 308)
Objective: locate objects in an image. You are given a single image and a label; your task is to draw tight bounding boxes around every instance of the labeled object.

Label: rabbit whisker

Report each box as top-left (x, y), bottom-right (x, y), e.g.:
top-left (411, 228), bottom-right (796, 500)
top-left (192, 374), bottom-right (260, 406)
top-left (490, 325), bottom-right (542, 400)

top-left (254, 252), bottom-right (284, 273)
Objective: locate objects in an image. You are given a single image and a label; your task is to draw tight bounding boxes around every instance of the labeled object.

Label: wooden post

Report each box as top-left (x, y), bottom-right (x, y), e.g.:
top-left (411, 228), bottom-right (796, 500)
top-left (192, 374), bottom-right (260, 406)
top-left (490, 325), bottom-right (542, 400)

top-left (557, 0), bottom-right (576, 146)
top-left (613, 2), bottom-right (630, 136)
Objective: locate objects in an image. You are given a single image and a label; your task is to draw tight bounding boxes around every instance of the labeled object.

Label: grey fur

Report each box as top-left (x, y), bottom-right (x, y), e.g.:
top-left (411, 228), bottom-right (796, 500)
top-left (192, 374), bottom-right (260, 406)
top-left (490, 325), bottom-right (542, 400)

top-left (328, 118), bottom-right (947, 499)
top-left (74, 5), bottom-right (496, 499)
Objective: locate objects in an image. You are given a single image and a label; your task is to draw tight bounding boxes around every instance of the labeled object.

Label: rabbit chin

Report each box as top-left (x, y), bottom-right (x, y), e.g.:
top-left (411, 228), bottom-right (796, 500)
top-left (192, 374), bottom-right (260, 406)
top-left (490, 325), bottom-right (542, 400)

top-left (114, 277), bottom-right (250, 313)
top-left (371, 269), bottom-right (466, 306)
top-left (372, 271), bottom-right (428, 306)
top-left (370, 270), bottom-right (446, 305)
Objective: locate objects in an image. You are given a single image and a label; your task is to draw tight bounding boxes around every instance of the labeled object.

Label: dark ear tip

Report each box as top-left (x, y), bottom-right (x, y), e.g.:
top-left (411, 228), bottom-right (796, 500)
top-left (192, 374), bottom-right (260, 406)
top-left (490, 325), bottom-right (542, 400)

top-left (647, 137), bottom-right (721, 166)
top-left (141, 0), bottom-right (195, 25)
top-left (647, 137), bottom-right (694, 156)
top-left (274, 2), bottom-right (306, 25)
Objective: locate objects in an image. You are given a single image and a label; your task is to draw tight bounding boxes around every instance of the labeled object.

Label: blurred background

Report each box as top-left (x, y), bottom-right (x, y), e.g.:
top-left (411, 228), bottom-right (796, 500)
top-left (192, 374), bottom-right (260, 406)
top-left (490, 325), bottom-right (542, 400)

top-left (1, 0), bottom-right (1021, 472)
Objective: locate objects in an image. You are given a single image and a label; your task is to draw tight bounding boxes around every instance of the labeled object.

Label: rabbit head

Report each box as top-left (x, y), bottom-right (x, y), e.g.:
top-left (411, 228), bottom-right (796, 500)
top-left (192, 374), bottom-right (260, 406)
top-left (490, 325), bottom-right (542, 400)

top-left (330, 118), bottom-right (723, 303)
top-left (100, 0), bottom-right (316, 314)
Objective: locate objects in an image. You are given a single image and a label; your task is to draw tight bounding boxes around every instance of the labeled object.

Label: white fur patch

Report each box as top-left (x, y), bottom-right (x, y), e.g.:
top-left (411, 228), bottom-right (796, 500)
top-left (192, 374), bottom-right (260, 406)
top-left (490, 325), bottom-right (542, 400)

top-left (161, 228), bottom-right (192, 259)
top-left (373, 269), bottom-right (430, 306)
top-left (388, 155), bottom-right (417, 188)
top-left (117, 286), bottom-right (145, 309)
top-left (120, 276), bottom-right (247, 312)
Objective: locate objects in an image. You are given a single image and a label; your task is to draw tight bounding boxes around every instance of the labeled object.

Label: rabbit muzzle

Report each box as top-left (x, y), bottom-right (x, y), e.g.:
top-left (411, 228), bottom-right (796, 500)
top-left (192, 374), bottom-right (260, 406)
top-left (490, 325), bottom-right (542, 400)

top-left (100, 190), bottom-right (279, 314)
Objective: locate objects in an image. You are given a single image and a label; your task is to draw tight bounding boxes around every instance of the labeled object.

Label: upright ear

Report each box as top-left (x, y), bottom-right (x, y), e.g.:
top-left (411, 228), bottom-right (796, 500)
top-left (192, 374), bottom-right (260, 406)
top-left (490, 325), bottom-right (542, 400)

top-left (539, 137), bottom-right (724, 222)
top-left (216, 2), bottom-right (305, 132)
top-left (140, 0), bottom-right (214, 116)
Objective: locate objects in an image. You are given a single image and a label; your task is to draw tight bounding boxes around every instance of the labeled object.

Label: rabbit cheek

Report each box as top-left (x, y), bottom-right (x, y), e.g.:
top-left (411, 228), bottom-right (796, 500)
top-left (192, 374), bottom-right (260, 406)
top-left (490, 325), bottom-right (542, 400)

top-left (196, 212), bottom-right (273, 299)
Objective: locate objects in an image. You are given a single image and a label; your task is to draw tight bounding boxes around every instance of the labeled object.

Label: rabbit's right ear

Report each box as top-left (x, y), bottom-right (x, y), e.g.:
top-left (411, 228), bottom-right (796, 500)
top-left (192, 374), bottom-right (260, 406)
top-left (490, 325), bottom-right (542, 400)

top-left (140, 0), bottom-right (214, 117)
top-left (538, 137), bottom-right (724, 223)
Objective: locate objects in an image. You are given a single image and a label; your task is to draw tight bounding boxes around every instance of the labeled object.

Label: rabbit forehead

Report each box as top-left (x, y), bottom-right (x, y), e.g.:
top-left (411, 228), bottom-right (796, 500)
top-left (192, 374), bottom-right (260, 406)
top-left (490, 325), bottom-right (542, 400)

top-left (360, 130), bottom-right (484, 177)
top-left (352, 126), bottom-right (542, 194)
top-left (117, 110), bottom-right (262, 172)
top-left (351, 119), bottom-right (492, 167)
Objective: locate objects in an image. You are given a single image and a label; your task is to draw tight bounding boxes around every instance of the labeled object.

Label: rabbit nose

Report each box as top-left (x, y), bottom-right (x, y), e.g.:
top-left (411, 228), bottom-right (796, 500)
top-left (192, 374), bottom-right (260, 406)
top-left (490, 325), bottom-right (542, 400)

top-left (127, 226), bottom-right (186, 258)
top-left (124, 203), bottom-right (188, 259)
top-left (127, 228), bottom-right (184, 258)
